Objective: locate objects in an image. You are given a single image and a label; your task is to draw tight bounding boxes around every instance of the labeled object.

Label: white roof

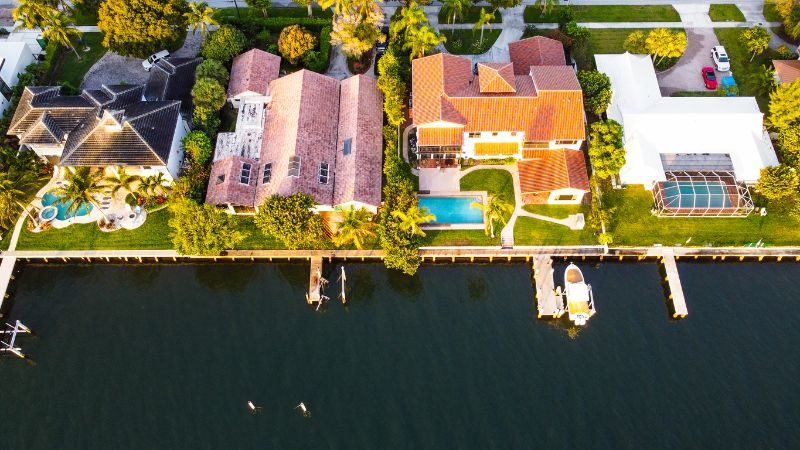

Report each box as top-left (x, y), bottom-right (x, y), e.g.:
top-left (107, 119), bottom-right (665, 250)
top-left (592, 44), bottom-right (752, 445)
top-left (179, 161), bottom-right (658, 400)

top-left (595, 53), bottom-right (778, 186)
top-left (0, 41), bottom-right (33, 86)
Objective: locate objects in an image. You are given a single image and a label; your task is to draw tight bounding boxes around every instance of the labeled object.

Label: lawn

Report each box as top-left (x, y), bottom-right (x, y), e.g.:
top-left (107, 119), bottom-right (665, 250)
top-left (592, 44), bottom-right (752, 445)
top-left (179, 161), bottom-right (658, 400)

top-left (671, 90), bottom-right (725, 97)
top-left (73, 6), bottom-right (98, 26)
top-left (571, 28), bottom-right (649, 70)
top-left (524, 5), bottom-right (680, 23)
top-left (714, 28), bottom-right (782, 111)
top-left (604, 186), bottom-right (800, 247)
top-left (763, 2), bottom-right (782, 22)
top-left (514, 204), bottom-right (596, 246)
top-left (443, 29), bottom-right (502, 55)
top-left (230, 215), bottom-right (286, 250)
top-left (46, 33), bottom-right (106, 89)
top-left (437, 6), bottom-right (502, 25)
top-left (708, 4), bottom-right (746, 22)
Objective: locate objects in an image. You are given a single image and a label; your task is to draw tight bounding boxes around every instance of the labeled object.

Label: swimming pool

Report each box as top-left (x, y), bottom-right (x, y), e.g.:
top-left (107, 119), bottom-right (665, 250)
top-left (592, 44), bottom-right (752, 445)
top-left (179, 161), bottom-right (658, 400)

top-left (661, 181), bottom-right (732, 209)
top-left (41, 190), bottom-right (93, 220)
top-left (418, 196), bottom-right (484, 224)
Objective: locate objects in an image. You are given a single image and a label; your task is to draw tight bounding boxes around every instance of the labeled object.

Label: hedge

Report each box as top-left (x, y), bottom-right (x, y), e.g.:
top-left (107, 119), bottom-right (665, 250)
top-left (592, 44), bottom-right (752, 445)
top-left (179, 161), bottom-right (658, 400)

top-left (304, 26), bottom-right (331, 73)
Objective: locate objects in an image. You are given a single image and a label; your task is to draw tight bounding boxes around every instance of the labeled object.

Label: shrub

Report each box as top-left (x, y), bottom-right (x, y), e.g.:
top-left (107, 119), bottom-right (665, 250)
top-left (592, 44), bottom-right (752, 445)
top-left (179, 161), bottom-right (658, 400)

top-left (624, 30), bottom-right (648, 54)
top-left (195, 59), bottom-right (229, 84)
top-left (169, 198), bottom-right (247, 255)
top-left (192, 77), bottom-right (227, 122)
top-left (577, 70), bottom-right (612, 117)
top-left (588, 120), bottom-right (626, 179)
top-left (254, 193), bottom-right (328, 249)
top-left (201, 25), bottom-right (247, 64)
top-left (182, 131), bottom-right (214, 166)
top-left (278, 25), bottom-right (317, 64)
top-left (756, 164), bottom-right (800, 201)
top-left (777, 44), bottom-right (797, 60)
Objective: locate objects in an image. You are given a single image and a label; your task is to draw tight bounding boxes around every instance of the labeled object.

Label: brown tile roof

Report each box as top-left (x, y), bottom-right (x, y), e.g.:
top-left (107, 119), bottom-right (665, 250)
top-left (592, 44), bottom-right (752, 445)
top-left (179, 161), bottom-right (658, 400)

top-left (417, 127), bottom-right (464, 146)
top-left (508, 36), bottom-right (566, 75)
top-left (773, 60), bottom-right (800, 84)
top-left (228, 49), bottom-right (281, 98)
top-left (530, 66), bottom-right (581, 90)
top-left (205, 155), bottom-right (259, 206)
top-left (518, 149), bottom-right (589, 193)
top-left (411, 53), bottom-right (472, 125)
top-left (478, 63), bottom-right (516, 93)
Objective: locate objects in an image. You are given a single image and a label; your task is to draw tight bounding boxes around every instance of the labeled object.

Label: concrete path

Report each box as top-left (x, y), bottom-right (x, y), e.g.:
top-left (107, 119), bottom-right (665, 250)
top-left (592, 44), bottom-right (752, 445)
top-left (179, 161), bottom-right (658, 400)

top-left (737, 1), bottom-right (798, 50)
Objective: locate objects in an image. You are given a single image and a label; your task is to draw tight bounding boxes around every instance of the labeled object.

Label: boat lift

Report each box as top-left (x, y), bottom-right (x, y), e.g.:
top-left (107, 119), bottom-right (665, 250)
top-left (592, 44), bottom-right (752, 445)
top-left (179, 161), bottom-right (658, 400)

top-left (1, 320), bottom-right (33, 359)
top-left (337, 267), bottom-right (347, 305)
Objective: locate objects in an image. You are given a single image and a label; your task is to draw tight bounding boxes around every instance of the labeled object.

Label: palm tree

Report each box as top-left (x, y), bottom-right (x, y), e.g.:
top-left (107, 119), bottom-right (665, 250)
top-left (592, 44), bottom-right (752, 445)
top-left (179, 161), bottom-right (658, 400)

top-left (473, 8), bottom-right (495, 47)
top-left (138, 173), bottom-right (170, 198)
top-left (0, 170), bottom-right (41, 231)
top-left (391, 205), bottom-right (436, 237)
top-left (333, 207), bottom-right (377, 250)
top-left (390, 1), bottom-right (428, 40)
top-left (471, 196), bottom-right (513, 239)
top-left (748, 64), bottom-right (777, 98)
top-left (534, 0), bottom-right (558, 17)
top-left (40, 9), bottom-right (82, 60)
top-left (441, 0), bottom-right (469, 33)
top-left (184, 1), bottom-right (218, 35)
top-left (12, 0), bottom-right (56, 30)
top-left (103, 167), bottom-right (141, 199)
top-left (403, 25), bottom-right (446, 61)
top-left (53, 167), bottom-right (106, 219)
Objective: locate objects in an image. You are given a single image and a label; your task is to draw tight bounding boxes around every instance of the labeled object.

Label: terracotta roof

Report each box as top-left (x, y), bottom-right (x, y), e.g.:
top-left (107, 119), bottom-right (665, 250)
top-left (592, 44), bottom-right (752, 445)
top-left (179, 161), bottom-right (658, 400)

top-left (411, 53), bottom-right (472, 125)
top-left (478, 63), bottom-right (516, 93)
top-left (417, 127), bottom-right (464, 146)
top-left (508, 36), bottom-right (566, 75)
top-left (475, 142), bottom-right (519, 156)
top-left (205, 155), bottom-right (259, 206)
top-left (518, 149), bottom-right (590, 193)
top-left (228, 49), bottom-right (281, 98)
top-left (530, 66), bottom-right (581, 90)
top-left (773, 60), bottom-right (800, 84)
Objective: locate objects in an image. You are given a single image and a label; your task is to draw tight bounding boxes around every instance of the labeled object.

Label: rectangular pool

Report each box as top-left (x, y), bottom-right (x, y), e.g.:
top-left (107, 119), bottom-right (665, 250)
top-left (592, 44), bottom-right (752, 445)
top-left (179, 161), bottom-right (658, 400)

top-left (662, 181), bottom-right (732, 208)
top-left (418, 196), bottom-right (484, 224)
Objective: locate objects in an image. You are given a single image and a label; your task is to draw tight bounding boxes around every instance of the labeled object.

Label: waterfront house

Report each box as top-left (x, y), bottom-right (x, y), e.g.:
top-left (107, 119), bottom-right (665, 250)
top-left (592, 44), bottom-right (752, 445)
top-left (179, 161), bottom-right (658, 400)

top-left (0, 41), bottom-right (35, 116)
top-left (143, 56), bottom-right (202, 119)
top-left (595, 52), bottom-right (778, 217)
top-left (411, 36), bottom-right (589, 204)
top-left (772, 59), bottom-right (800, 85)
top-left (8, 84), bottom-right (188, 180)
top-left (206, 49), bottom-right (383, 213)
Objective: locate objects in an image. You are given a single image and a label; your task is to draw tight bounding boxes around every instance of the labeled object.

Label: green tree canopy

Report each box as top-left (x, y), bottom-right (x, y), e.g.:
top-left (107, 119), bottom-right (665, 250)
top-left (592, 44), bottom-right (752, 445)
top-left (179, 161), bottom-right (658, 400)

top-left (756, 164), bottom-right (800, 206)
top-left (169, 198), bottom-right (247, 255)
top-left (191, 77), bottom-right (226, 122)
top-left (441, 0), bottom-right (470, 28)
top-left (332, 207), bottom-right (377, 249)
top-left (98, 0), bottom-right (188, 58)
top-left (331, 4), bottom-right (385, 59)
top-left (195, 58), bottom-right (229, 84)
top-left (13, 0), bottom-right (57, 31)
top-left (182, 130), bottom-right (214, 166)
top-left (52, 167), bottom-right (105, 219)
top-left (588, 119), bottom-right (626, 179)
top-left (403, 25), bottom-right (445, 60)
top-left (472, 8), bottom-right (495, 46)
top-left (376, 50), bottom-right (407, 128)
top-left (390, 2), bottom-right (429, 41)
top-left (645, 28), bottom-right (687, 65)
top-left (278, 25), bottom-right (317, 64)
top-left (184, 1), bottom-right (218, 35)
top-left (740, 26), bottom-right (771, 61)
top-left (577, 70), bottom-right (612, 117)
top-left (769, 80), bottom-right (800, 131)
top-left (488, 0), bottom-right (521, 11)
top-left (778, 126), bottom-right (800, 167)
top-left (254, 193), bottom-right (328, 249)
top-left (245, 0), bottom-right (272, 17)
top-left (775, 0), bottom-right (800, 39)
top-left (201, 25), bottom-right (247, 63)
top-left (470, 195), bottom-right (512, 238)
top-left (623, 30), bottom-right (648, 54)
top-left (377, 178), bottom-right (421, 275)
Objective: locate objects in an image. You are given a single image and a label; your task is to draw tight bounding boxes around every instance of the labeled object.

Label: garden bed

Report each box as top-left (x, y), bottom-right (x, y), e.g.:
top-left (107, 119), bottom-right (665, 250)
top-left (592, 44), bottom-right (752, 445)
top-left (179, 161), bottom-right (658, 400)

top-left (437, 6), bottom-right (502, 25)
top-left (443, 29), bottom-right (501, 55)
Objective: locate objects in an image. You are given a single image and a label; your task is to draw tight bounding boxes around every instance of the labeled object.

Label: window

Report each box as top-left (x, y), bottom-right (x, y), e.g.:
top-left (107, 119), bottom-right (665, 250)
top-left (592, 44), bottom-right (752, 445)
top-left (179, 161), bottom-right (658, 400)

top-left (343, 138), bottom-right (352, 155)
top-left (215, 174), bottom-right (225, 185)
top-left (510, 132), bottom-right (517, 137)
top-left (318, 162), bottom-right (330, 184)
top-left (557, 194), bottom-right (576, 202)
top-left (288, 156), bottom-right (301, 177)
top-left (0, 79), bottom-right (11, 101)
top-left (523, 141), bottom-right (550, 149)
top-left (556, 140), bottom-right (578, 146)
top-left (239, 162), bottom-right (252, 184)
top-left (468, 132), bottom-right (481, 138)
top-left (491, 132), bottom-right (499, 137)
top-left (262, 163), bottom-right (272, 183)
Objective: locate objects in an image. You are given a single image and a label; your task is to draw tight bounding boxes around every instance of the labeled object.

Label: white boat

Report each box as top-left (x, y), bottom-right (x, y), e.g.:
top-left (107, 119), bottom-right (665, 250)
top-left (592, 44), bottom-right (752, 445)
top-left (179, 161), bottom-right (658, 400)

top-left (564, 263), bottom-right (596, 326)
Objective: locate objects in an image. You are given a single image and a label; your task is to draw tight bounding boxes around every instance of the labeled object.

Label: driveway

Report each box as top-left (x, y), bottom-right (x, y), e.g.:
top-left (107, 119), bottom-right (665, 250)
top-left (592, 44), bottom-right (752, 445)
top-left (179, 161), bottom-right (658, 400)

top-left (81, 32), bottom-right (205, 90)
top-left (656, 28), bottom-right (721, 95)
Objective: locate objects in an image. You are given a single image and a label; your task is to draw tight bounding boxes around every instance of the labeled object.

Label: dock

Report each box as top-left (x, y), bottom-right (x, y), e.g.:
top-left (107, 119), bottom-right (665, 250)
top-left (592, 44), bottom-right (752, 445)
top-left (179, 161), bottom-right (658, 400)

top-left (661, 250), bottom-right (688, 318)
top-left (307, 256), bottom-right (323, 305)
top-left (532, 255), bottom-right (564, 318)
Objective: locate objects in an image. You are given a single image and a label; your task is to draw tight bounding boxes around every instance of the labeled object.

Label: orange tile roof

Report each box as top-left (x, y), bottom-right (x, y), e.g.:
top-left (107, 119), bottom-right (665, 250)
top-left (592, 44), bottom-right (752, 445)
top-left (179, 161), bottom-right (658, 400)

top-left (530, 66), bottom-right (581, 91)
top-left (417, 127), bottom-right (464, 146)
top-left (518, 149), bottom-right (590, 193)
top-left (475, 142), bottom-right (519, 156)
top-left (478, 63), bottom-right (516, 93)
top-left (773, 60), bottom-right (800, 84)
top-left (508, 36), bottom-right (566, 75)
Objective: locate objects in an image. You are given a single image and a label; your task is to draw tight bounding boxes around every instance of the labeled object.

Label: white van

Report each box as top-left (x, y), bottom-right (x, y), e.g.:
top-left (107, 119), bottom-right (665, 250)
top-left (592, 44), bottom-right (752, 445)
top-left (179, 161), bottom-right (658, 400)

top-left (142, 50), bottom-right (170, 71)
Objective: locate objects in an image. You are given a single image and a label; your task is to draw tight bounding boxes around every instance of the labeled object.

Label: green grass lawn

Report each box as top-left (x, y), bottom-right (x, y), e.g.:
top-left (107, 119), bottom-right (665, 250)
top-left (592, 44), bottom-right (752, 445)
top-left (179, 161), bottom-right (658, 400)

top-left (671, 90), bottom-right (725, 97)
top-left (572, 28), bottom-right (649, 70)
top-left (230, 215), bottom-right (286, 250)
top-left (73, 6), bottom-right (98, 26)
top-left (514, 204), bottom-right (596, 246)
top-left (714, 28), bottom-right (782, 111)
top-left (763, 2), bottom-right (782, 22)
top-left (46, 33), bottom-right (106, 88)
top-left (437, 6), bottom-right (502, 24)
top-left (524, 5), bottom-right (680, 23)
top-left (604, 186), bottom-right (800, 247)
top-left (443, 29), bottom-right (502, 55)
top-left (708, 4), bottom-right (746, 22)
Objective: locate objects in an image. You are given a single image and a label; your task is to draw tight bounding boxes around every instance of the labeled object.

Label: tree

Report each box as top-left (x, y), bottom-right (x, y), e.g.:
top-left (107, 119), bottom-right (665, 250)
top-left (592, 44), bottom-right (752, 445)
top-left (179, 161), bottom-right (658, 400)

top-left (331, 4), bottom-right (385, 60)
top-left (295, 0), bottom-right (314, 17)
top-left (255, 193), bottom-right (328, 249)
top-left (768, 80), bottom-right (800, 131)
top-left (748, 64), bottom-right (777, 98)
top-left (588, 119), bottom-right (626, 179)
top-left (191, 77), bottom-right (227, 122)
top-left (775, 0), bottom-right (800, 39)
top-left (40, 9), bottom-right (83, 59)
top-left (278, 25), bottom-right (317, 64)
top-left (623, 30), bottom-right (648, 54)
top-left (376, 50), bottom-right (407, 128)
top-left (403, 25), bottom-right (445, 60)
top-left (98, 0), bottom-right (188, 59)
top-left (195, 59), bottom-right (229, 84)
top-left (138, 173), bottom-right (170, 197)
top-left (103, 167), bottom-right (141, 199)
top-left (391, 205), bottom-right (435, 237)
top-left (488, 0), bottom-right (521, 11)
top-left (182, 130), bottom-right (214, 166)
top-left (740, 26), bottom-right (770, 62)
top-left (52, 167), bottom-right (106, 219)
top-left (756, 164), bottom-right (800, 202)
top-left (184, 1), bottom-right (217, 35)
top-left (201, 25), bottom-right (247, 64)
top-left (441, 0), bottom-right (469, 30)
top-left (564, 20), bottom-right (590, 40)
top-left (778, 126), bottom-right (800, 167)
top-left (245, 0), bottom-right (272, 17)
top-left (0, 170), bottom-right (41, 231)
top-left (169, 198), bottom-right (246, 255)
top-left (12, 0), bottom-right (57, 30)
top-left (390, 2), bottom-right (428, 41)
top-left (534, 0), bottom-right (558, 16)
top-left (577, 70), bottom-right (612, 117)
top-left (472, 8), bottom-right (495, 46)
top-left (471, 196), bottom-right (512, 238)
top-left (332, 207), bottom-right (376, 249)
top-left (378, 179), bottom-right (422, 275)
top-left (645, 28), bottom-right (687, 65)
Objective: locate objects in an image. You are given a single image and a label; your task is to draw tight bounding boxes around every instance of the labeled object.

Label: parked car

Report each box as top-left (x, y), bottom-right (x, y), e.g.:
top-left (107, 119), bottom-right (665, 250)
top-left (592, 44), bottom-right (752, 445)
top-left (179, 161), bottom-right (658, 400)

top-left (375, 26), bottom-right (389, 53)
top-left (710, 46), bottom-right (730, 72)
top-left (701, 67), bottom-right (718, 90)
top-left (142, 50), bottom-right (170, 71)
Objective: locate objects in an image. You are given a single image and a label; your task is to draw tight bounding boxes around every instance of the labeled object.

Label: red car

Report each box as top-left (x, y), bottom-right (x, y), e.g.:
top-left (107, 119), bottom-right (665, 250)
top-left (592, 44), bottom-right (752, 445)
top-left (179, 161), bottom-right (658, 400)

top-left (702, 67), bottom-right (718, 90)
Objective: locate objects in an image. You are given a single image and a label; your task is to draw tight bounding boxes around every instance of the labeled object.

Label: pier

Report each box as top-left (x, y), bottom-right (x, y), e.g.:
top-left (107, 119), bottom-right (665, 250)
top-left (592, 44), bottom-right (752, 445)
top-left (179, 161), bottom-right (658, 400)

top-left (307, 256), bottom-right (325, 305)
top-left (532, 256), bottom-right (564, 318)
top-left (661, 250), bottom-right (688, 318)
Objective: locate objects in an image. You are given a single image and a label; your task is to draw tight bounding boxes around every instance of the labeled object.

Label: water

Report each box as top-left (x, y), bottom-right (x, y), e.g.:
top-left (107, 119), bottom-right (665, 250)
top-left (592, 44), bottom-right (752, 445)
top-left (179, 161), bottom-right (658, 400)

top-left (1, 262), bottom-right (799, 449)
top-left (418, 196), bottom-right (484, 224)
top-left (662, 181), bottom-right (732, 209)
top-left (41, 190), bottom-right (93, 220)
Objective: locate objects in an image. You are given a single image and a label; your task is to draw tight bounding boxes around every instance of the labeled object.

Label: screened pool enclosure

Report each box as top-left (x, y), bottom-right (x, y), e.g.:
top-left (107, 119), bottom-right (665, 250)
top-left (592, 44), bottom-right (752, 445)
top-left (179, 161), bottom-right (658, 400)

top-left (651, 171), bottom-right (754, 217)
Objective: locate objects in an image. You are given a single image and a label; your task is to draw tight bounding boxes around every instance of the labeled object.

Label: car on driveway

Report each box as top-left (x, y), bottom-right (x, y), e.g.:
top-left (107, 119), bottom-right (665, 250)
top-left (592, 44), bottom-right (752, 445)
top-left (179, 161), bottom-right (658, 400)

top-left (711, 46), bottom-right (730, 72)
top-left (701, 67), bottom-right (718, 90)
top-left (142, 49), bottom-right (170, 71)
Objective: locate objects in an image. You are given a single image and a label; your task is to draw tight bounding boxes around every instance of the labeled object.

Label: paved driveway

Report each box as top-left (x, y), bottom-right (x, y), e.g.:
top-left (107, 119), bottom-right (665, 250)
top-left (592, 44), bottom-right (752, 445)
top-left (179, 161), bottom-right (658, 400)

top-left (656, 28), bottom-right (722, 95)
top-left (81, 33), bottom-right (204, 90)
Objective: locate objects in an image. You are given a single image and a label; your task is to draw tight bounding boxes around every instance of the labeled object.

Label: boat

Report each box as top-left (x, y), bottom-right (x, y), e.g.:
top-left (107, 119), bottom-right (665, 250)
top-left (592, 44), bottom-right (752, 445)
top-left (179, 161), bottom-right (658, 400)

top-left (564, 263), bottom-right (596, 326)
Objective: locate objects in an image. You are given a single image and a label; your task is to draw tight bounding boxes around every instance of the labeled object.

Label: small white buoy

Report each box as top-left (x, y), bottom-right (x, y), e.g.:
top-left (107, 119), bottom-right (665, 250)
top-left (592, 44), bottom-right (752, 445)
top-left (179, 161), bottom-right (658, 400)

top-left (295, 402), bottom-right (310, 417)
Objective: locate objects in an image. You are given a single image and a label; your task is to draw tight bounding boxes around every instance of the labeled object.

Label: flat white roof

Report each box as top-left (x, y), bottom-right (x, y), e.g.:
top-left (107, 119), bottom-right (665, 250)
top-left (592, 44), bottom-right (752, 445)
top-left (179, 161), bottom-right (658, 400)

top-left (0, 41), bottom-right (32, 85)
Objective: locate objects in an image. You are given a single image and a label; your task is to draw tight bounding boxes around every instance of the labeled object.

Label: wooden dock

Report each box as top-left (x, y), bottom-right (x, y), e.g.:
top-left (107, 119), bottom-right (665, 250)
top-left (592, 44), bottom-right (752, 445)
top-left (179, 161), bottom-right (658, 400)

top-left (661, 251), bottom-right (688, 318)
top-left (533, 255), bottom-right (564, 318)
top-left (307, 256), bottom-right (323, 305)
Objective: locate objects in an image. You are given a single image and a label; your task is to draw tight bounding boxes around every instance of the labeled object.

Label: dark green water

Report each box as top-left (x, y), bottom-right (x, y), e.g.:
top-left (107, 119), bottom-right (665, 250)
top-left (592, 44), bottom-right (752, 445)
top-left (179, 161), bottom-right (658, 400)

top-left (0, 261), bottom-right (799, 449)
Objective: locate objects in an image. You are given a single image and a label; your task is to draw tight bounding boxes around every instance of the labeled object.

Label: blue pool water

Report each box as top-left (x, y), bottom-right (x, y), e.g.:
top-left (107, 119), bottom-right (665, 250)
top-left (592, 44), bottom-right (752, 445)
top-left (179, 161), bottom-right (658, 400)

top-left (418, 196), bottom-right (484, 224)
top-left (41, 190), bottom-right (92, 220)
top-left (662, 181), bottom-right (732, 209)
